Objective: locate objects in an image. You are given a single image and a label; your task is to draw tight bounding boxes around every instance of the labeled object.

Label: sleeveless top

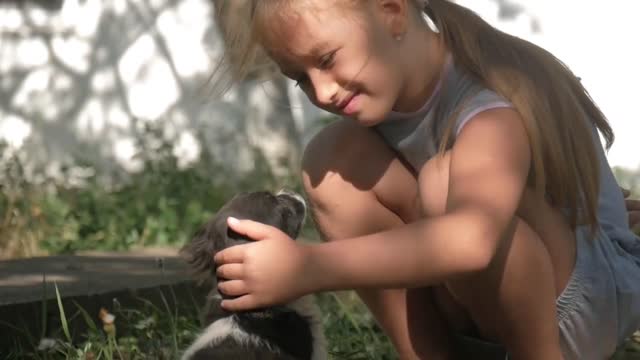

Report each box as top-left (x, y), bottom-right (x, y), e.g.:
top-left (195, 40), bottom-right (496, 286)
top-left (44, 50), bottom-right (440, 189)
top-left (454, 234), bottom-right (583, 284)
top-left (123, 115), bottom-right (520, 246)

top-left (374, 56), bottom-right (512, 172)
top-left (373, 56), bottom-right (640, 252)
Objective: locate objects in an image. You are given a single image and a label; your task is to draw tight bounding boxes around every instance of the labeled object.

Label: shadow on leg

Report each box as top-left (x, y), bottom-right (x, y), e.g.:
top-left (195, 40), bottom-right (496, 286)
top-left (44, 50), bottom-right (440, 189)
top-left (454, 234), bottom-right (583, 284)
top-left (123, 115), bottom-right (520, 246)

top-left (302, 119), bottom-right (455, 359)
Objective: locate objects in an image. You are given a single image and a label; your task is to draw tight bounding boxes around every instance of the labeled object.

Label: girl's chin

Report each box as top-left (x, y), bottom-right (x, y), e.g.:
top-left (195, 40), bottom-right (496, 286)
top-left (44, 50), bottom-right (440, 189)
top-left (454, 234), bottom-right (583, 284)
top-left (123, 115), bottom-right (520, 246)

top-left (352, 113), bottom-right (387, 127)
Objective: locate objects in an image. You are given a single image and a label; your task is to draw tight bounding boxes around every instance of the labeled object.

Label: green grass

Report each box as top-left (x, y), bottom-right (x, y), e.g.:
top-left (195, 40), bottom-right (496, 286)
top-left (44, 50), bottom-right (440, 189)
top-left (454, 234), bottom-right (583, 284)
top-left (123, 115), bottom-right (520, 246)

top-left (2, 285), bottom-right (203, 360)
top-left (3, 283), bottom-right (639, 360)
top-left (1, 284), bottom-right (396, 360)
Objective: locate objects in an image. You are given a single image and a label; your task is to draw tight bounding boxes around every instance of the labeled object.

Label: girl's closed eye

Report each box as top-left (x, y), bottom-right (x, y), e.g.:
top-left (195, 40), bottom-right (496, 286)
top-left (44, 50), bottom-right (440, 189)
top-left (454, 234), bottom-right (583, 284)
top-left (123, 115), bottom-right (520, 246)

top-left (293, 51), bottom-right (338, 88)
top-left (318, 50), bottom-right (337, 69)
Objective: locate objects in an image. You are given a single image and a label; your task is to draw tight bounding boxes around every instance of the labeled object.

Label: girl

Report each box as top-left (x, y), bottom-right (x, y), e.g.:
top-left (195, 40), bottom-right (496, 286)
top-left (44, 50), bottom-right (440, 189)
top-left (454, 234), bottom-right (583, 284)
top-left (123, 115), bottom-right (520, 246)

top-left (212, 0), bottom-right (640, 359)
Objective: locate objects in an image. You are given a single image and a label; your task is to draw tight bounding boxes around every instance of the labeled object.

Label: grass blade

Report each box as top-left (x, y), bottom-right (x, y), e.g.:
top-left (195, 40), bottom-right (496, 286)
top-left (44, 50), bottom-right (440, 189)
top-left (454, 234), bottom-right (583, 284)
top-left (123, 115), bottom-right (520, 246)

top-left (72, 300), bottom-right (97, 332)
top-left (53, 282), bottom-right (72, 343)
top-left (41, 273), bottom-right (48, 340)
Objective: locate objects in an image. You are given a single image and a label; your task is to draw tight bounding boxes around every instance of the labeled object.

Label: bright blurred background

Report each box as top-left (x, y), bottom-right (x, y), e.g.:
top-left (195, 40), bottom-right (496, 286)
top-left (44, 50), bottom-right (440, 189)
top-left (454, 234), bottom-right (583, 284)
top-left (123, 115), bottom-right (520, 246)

top-left (1, 1), bottom-right (639, 358)
top-left (1, 0), bottom-right (638, 184)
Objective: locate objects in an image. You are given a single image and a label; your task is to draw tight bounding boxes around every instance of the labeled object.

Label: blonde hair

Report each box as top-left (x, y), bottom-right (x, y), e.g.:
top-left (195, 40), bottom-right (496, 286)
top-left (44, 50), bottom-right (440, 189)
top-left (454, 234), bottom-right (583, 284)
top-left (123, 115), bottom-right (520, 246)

top-left (426, 0), bottom-right (613, 233)
top-left (212, 0), bottom-right (615, 233)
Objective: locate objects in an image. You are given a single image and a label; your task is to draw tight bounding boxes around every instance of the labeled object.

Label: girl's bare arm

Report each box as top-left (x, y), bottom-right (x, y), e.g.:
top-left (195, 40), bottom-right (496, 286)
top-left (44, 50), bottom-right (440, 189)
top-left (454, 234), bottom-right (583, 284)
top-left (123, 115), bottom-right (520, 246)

top-left (308, 108), bottom-right (530, 291)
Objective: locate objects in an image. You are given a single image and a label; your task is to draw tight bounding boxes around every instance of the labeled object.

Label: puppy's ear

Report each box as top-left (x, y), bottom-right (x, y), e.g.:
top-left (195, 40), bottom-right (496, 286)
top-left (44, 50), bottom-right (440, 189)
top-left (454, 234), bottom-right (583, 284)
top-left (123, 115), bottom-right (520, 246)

top-left (281, 206), bottom-right (304, 240)
top-left (275, 191), bottom-right (307, 239)
top-left (179, 225), bottom-right (219, 285)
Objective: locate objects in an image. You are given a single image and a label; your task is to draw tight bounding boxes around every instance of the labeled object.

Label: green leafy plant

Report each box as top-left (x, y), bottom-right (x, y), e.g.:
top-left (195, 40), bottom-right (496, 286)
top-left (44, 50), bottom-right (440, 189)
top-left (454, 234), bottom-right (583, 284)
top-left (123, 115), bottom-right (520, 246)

top-left (0, 122), bottom-right (305, 257)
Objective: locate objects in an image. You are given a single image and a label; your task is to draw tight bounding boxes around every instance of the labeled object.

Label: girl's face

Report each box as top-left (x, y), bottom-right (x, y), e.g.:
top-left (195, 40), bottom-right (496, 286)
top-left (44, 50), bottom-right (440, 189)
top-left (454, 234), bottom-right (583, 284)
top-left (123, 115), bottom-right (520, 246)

top-left (260, 1), bottom-right (414, 126)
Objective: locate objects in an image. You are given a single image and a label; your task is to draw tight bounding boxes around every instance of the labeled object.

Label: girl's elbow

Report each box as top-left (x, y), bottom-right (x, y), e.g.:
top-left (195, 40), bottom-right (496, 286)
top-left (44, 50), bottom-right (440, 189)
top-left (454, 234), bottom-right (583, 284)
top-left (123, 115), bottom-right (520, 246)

top-left (465, 243), bottom-right (495, 273)
top-left (463, 222), bottom-right (503, 273)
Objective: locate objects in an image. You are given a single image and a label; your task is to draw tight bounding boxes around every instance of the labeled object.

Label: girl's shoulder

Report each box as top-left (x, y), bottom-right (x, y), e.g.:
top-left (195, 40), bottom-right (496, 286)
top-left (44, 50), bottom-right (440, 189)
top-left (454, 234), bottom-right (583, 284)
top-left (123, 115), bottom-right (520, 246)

top-left (436, 64), bottom-right (514, 139)
top-left (451, 88), bottom-right (513, 138)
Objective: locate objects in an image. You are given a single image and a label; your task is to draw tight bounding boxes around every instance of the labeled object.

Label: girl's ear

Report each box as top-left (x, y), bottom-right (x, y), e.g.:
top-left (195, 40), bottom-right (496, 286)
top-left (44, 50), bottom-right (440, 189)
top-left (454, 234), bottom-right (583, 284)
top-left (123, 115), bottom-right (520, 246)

top-left (375, 0), bottom-right (411, 40)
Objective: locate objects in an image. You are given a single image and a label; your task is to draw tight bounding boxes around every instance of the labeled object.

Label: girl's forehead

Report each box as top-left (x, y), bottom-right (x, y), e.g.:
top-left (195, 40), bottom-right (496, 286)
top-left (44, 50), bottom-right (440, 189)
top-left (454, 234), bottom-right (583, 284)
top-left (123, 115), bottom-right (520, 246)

top-left (258, 4), bottom-right (362, 66)
top-left (259, 8), bottom-right (337, 64)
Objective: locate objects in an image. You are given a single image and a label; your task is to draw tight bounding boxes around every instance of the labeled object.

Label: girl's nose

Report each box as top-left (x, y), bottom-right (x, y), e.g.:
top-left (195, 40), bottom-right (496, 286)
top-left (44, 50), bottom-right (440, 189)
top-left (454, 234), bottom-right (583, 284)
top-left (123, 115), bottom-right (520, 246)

top-left (308, 70), bottom-right (338, 108)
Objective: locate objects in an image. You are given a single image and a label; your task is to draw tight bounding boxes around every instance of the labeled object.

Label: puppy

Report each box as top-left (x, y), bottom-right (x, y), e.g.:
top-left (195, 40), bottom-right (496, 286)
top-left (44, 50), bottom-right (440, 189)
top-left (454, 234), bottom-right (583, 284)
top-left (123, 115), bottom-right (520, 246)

top-left (180, 190), bottom-right (327, 360)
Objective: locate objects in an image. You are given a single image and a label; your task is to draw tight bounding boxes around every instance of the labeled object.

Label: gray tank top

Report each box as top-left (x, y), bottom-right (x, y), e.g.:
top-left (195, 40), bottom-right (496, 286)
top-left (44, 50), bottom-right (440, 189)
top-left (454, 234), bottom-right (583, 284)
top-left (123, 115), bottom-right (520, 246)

top-left (374, 57), bottom-right (512, 172)
top-left (374, 56), bottom-right (640, 248)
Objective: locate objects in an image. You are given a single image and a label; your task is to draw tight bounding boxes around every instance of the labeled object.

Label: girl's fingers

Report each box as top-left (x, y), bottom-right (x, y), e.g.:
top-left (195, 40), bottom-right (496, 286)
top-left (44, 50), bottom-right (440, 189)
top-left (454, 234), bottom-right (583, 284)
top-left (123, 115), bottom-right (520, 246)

top-left (218, 280), bottom-right (248, 297)
top-left (221, 295), bottom-right (258, 312)
top-left (214, 244), bottom-right (246, 265)
top-left (227, 217), bottom-right (279, 241)
top-left (216, 263), bottom-right (244, 280)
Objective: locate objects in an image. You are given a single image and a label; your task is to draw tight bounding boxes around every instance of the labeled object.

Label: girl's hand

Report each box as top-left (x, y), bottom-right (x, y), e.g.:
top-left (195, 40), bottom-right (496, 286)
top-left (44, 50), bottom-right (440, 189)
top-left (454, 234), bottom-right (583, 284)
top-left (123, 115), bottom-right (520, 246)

top-left (622, 188), bottom-right (640, 232)
top-left (213, 217), bottom-right (315, 311)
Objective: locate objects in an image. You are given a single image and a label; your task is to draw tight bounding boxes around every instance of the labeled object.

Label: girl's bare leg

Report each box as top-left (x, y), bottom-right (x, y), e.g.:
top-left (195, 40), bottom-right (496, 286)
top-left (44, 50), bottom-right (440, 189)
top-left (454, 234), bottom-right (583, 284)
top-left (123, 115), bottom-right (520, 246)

top-left (302, 119), bottom-right (454, 359)
top-left (418, 152), bottom-right (574, 360)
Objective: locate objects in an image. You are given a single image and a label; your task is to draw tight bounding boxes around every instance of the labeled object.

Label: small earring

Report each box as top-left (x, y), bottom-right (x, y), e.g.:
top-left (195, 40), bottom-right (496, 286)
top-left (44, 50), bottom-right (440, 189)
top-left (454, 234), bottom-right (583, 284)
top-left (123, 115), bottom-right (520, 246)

top-left (395, 35), bottom-right (403, 41)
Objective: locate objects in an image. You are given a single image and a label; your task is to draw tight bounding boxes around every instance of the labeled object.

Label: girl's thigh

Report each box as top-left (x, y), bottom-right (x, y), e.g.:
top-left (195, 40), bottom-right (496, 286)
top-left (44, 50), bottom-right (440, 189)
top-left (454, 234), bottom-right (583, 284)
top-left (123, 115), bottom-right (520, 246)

top-left (418, 149), bottom-right (578, 359)
top-left (302, 119), bottom-right (468, 357)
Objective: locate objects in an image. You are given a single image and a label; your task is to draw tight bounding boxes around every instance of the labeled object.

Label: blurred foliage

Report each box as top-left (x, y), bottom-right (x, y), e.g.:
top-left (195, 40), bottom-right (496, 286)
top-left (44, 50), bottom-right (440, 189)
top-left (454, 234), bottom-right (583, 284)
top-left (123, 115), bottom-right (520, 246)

top-left (0, 122), bottom-right (308, 259)
top-left (614, 166), bottom-right (640, 197)
top-left (0, 121), bottom-right (638, 259)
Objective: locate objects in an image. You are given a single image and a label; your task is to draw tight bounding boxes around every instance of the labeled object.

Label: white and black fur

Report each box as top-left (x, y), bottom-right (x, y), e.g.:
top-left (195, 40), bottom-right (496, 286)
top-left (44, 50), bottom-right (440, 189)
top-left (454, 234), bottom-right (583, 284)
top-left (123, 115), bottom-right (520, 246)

top-left (180, 190), bottom-right (327, 360)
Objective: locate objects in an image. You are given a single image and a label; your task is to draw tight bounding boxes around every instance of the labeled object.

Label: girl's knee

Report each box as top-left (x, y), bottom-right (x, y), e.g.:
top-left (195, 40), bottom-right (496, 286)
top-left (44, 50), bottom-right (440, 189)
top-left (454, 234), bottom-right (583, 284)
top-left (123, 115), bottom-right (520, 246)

top-left (303, 119), bottom-right (356, 189)
top-left (303, 119), bottom-right (391, 183)
top-left (301, 119), bottom-right (420, 235)
top-left (302, 119), bottom-right (397, 203)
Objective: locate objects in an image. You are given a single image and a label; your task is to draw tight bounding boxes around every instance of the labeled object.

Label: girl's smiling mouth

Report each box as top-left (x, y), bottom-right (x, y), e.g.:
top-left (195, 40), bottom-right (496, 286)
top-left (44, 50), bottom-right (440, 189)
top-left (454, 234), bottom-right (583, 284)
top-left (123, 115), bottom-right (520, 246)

top-left (340, 93), bottom-right (360, 115)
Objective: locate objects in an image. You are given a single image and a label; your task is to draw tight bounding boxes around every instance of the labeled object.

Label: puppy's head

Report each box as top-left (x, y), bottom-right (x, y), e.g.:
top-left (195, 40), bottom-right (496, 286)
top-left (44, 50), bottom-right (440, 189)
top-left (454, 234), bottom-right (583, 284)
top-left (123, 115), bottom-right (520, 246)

top-left (180, 190), bottom-right (307, 284)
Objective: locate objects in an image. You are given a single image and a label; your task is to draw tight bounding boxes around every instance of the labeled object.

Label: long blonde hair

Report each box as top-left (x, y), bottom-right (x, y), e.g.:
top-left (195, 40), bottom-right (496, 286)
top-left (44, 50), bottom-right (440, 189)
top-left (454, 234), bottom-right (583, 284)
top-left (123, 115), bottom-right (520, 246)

top-left (426, 0), bottom-right (613, 232)
top-left (211, 0), bottom-right (615, 232)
